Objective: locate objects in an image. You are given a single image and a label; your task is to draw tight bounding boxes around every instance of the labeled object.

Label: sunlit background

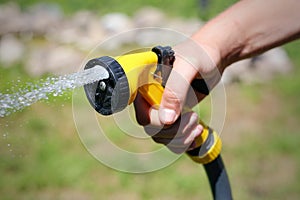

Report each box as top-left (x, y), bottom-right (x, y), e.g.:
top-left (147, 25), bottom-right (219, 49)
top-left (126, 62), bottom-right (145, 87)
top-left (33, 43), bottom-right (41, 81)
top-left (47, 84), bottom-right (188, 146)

top-left (1, 0), bottom-right (300, 199)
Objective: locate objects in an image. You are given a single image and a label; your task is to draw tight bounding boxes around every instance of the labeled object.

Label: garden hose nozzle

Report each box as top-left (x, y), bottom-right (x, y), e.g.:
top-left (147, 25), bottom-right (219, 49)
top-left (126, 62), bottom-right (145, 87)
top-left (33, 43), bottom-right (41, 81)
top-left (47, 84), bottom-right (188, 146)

top-left (83, 46), bottom-right (221, 164)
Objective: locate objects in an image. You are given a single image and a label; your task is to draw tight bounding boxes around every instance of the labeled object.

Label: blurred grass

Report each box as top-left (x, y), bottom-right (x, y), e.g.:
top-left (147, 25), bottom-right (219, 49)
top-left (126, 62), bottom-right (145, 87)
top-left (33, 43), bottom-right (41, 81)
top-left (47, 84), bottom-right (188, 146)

top-left (0, 1), bottom-right (300, 200)
top-left (225, 40), bottom-right (300, 199)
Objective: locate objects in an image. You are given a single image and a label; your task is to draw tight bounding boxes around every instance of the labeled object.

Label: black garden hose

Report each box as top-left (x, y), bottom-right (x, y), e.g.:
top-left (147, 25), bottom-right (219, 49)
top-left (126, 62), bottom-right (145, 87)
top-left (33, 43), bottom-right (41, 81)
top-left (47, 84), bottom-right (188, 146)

top-left (204, 155), bottom-right (232, 200)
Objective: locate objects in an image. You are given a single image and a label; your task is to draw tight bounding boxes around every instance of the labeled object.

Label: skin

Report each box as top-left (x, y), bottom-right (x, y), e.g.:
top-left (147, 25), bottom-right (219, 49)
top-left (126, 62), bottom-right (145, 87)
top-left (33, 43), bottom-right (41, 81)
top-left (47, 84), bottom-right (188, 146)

top-left (134, 0), bottom-right (300, 153)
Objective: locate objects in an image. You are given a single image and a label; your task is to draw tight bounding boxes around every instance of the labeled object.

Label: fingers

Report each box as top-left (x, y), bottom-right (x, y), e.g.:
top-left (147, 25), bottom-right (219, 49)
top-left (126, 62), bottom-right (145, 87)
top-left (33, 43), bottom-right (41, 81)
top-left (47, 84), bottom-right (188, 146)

top-left (134, 92), bottom-right (204, 154)
top-left (158, 40), bottom-right (221, 125)
top-left (159, 56), bottom-right (199, 125)
top-left (145, 111), bottom-right (203, 154)
top-left (134, 92), bottom-right (165, 127)
top-left (133, 93), bottom-right (151, 126)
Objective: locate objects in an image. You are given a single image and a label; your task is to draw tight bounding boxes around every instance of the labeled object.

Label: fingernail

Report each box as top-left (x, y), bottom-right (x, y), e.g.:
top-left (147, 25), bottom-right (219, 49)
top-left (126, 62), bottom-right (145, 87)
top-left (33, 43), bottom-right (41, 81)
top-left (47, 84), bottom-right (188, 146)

top-left (196, 125), bottom-right (203, 134)
top-left (160, 109), bottom-right (177, 124)
top-left (190, 113), bottom-right (199, 123)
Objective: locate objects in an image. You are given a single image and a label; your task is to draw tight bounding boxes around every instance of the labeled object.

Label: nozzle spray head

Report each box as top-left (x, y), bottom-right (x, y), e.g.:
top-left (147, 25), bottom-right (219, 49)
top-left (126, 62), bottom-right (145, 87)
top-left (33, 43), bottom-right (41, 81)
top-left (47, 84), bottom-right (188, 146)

top-left (84, 56), bottom-right (130, 115)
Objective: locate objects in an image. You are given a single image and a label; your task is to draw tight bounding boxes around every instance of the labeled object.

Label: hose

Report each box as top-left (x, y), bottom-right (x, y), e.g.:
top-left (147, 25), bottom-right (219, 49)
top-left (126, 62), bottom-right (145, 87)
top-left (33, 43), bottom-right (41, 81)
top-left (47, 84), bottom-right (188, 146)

top-left (204, 155), bottom-right (233, 200)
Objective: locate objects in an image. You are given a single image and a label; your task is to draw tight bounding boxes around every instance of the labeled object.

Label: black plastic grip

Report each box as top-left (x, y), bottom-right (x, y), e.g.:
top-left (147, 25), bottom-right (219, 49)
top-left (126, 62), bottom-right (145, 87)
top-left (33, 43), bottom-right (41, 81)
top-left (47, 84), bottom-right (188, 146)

top-left (191, 78), bottom-right (210, 95)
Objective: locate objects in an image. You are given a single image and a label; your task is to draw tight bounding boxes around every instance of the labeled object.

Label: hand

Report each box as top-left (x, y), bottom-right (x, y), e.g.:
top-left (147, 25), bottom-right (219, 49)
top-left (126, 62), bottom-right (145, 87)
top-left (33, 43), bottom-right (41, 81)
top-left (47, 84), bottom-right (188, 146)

top-left (159, 39), bottom-right (222, 125)
top-left (134, 40), bottom-right (222, 153)
top-left (134, 93), bottom-right (203, 154)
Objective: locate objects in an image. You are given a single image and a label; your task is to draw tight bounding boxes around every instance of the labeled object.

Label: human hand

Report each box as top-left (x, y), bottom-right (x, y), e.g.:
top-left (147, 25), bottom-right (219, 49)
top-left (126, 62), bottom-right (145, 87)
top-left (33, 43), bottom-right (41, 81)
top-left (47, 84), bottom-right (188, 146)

top-left (158, 40), bottom-right (222, 125)
top-left (134, 93), bottom-right (203, 154)
top-left (134, 40), bottom-right (222, 153)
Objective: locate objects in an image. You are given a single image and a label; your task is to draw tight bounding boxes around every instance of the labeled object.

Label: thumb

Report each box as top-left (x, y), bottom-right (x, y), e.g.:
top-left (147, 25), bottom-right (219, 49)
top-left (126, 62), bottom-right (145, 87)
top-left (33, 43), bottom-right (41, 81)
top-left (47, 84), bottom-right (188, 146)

top-left (159, 56), bottom-right (198, 125)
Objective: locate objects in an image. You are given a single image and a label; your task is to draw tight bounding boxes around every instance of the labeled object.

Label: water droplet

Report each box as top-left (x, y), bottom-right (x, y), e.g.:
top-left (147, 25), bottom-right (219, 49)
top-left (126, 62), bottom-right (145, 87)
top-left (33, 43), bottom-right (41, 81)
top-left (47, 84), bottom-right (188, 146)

top-left (18, 97), bottom-right (24, 101)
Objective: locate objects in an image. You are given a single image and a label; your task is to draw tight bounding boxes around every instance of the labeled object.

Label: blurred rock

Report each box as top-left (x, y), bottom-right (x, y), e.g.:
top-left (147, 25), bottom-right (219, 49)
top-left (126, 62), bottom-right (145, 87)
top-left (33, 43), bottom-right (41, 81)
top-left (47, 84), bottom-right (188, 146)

top-left (0, 34), bottom-right (25, 67)
top-left (254, 47), bottom-right (293, 74)
top-left (0, 2), bottom-right (63, 36)
top-left (167, 18), bottom-right (203, 35)
top-left (0, 2), bottom-right (24, 35)
top-left (100, 13), bottom-right (135, 50)
top-left (134, 28), bottom-right (186, 47)
top-left (101, 13), bottom-right (133, 33)
top-left (27, 3), bottom-right (63, 35)
top-left (25, 45), bottom-right (84, 76)
top-left (0, 2), bottom-right (293, 81)
top-left (48, 11), bottom-right (105, 50)
top-left (133, 7), bottom-right (166, 27)
top-left (133, 7), bottom-right (202, 46)
top-left (222, 59), bottom-right (253, 84)
top-left (222, 47), bottom-right (293, 84)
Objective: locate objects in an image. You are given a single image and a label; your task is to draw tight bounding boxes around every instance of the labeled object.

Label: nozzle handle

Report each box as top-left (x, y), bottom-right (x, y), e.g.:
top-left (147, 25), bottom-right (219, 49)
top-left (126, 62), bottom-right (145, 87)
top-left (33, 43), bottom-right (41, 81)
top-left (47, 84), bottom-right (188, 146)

top-left (138, 46), bottom-right (221, 164)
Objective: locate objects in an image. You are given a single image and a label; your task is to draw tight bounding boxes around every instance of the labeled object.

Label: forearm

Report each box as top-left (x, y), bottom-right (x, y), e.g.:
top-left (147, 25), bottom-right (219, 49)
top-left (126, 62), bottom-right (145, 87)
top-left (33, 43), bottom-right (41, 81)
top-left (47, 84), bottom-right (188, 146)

top-left (192, 0), bottom-right (300, 70)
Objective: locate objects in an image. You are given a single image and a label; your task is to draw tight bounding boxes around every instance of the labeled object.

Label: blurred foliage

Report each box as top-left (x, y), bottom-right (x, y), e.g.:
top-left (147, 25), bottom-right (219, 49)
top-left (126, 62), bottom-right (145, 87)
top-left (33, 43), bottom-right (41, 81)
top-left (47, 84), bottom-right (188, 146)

top-left (1, 0), bottom-right (238, 19)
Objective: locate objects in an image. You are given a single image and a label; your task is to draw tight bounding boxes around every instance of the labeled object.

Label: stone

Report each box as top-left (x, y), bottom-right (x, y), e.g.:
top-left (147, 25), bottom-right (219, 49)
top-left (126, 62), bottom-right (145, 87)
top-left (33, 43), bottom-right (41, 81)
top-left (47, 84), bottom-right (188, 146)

top-left (222, 59), bottom-right (253, 84)
top-left (25, 44), bottom-right (84, 76)
top-left (27, 3), bottom-right (63, 35)
top-left (101, 13), bottom-right (133, 34)
top-left (134, 28), bottom-right (183, 46)
top-left (0, 34), bottom-right (25, 67)
top-left (133, 6), bottom-right (166, 27)
top-left (100, 13), bottom-right (135, 50)
top-left (0, 2), bottom-right (24, 35)
top-left (222, 47), bottom-right (293, 84)
top-left (0, 2), bottom-right (62, 36)
top-left (253, 47), bottom-right (293, 75)
top-left (48, 10), bottom-right (106, 51)
top-left (167, 18), bottom-right (203, 36)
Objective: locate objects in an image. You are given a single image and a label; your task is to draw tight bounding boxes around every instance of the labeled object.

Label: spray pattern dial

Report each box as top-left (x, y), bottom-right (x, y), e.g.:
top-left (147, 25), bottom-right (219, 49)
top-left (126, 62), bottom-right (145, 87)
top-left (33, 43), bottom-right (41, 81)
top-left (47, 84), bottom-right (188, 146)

top-left (84, 56), bottom-right (130, 115)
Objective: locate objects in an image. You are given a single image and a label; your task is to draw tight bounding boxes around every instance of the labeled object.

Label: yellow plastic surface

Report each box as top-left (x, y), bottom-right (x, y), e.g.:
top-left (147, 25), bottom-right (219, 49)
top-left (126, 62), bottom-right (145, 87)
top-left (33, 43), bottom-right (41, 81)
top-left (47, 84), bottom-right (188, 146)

top-left (115, 51), bottom-right (158, 104)
top-left (188, 131), bottom-right (222, 164)
top-left (138, 83), bottom-right (164, 109)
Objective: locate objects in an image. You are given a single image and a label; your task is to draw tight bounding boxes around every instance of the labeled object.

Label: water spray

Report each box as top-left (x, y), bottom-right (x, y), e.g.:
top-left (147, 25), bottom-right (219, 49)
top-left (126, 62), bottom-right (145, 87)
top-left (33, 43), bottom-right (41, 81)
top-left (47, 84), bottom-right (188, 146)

top-left (0, 66), bottom-right (109, 117)
top-left (83, 46), bottom-right (232, 200)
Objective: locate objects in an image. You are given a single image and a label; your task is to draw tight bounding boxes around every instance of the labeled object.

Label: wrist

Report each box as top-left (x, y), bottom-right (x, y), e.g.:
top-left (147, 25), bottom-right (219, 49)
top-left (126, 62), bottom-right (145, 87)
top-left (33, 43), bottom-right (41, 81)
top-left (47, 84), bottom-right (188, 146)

top-left (174, 38), bottom-right (221, 74)
top-left (174, 39), bottom-right (223, 93)
top-left (191, 12), bottom-right (246, 71)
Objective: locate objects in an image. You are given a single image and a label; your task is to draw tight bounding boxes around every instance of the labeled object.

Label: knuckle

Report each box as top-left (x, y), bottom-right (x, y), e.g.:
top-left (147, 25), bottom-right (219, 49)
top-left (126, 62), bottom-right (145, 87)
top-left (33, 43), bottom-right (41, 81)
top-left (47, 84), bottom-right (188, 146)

top-left (163, 89), bottom-right (181, 106)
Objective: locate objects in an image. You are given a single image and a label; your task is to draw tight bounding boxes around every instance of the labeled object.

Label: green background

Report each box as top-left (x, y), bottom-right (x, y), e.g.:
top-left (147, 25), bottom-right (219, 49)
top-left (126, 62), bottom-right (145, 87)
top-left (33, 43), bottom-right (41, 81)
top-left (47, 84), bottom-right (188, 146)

top-left (1, 0), bottom-right (300, 199)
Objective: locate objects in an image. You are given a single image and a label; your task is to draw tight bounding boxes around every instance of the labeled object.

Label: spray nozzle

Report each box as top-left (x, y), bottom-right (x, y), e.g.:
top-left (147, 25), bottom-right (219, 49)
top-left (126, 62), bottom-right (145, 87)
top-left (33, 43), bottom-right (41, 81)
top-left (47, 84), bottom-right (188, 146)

top-left (84, 46), bottom-right (170, 116)
top-left (83, 46), bottom-right (222, 165)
